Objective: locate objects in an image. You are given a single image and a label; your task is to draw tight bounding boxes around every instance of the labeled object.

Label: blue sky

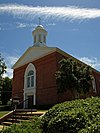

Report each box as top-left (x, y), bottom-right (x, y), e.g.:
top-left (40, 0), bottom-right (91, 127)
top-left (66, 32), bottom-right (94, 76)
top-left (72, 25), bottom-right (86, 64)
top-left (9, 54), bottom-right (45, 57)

top-left (0, 0), bottom-right (100, 78)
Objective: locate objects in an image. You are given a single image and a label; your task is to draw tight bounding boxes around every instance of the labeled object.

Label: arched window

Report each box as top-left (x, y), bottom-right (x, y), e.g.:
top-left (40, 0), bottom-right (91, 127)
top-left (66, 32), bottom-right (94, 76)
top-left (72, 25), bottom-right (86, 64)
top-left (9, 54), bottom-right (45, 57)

top-left (24, 63), bottom-right (36, 107)
top-left (27, 70), bottom-right (34, 88)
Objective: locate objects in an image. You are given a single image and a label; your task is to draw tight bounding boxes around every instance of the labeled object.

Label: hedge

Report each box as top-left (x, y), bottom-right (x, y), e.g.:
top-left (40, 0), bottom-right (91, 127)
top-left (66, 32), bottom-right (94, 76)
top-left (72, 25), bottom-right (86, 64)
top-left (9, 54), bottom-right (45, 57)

top-left (0, 117), bottom-right (42, 133)
top-left (1, 97), bottom-right (100, 133)
top-left (0, 105), bottom-right (12, 111)
top-left (41, 97), bottom-right (100, 133)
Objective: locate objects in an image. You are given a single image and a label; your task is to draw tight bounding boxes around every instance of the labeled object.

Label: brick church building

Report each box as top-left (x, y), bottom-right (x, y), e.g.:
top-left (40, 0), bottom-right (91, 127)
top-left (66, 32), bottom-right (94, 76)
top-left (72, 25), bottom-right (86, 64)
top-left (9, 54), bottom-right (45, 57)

top-left (12, 24), bottom-right (100, 108)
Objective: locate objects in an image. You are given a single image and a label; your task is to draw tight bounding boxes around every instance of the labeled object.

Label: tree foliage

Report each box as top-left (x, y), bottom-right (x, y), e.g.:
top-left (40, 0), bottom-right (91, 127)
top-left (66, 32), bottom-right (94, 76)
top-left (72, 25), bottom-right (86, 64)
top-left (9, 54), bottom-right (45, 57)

top-left (0, 54), bottom-right (7, 87)
top-left (1, 77), bottom-right (12, 105)
top-left (0, 54), bottom-right (12, 105)
top-left (55, 58), bottom-right (92, 95)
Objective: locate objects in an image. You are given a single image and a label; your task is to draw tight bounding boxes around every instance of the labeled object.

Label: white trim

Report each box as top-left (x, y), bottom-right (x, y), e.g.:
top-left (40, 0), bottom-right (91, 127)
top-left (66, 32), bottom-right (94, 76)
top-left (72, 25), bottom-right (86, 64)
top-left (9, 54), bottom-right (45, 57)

top-left (12, 47), bottom-right (57, 69)
top-left (24, 63), bottom-right (36, 108)
top-left (92, 77), bottom-right (97, 92)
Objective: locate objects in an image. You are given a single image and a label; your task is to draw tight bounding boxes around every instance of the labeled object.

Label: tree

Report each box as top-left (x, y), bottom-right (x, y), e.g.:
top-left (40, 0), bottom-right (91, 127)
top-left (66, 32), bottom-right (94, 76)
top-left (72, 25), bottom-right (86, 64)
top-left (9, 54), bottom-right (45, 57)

top-left (1, 77), bottom-right (12, 105)
top-left (0, 54), bottom-right (7, 86)
top-left (0, 54), bottom-right (7, 103)
top-left (55, 58), bottom-right (92, 97)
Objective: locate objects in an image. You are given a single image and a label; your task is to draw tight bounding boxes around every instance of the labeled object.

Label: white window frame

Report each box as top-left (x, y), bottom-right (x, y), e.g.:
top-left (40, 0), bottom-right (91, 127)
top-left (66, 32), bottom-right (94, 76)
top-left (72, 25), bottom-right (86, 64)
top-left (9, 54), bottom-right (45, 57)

top-left (24, 63), bottom-right (36, 107)
top-left (24, 63), bottom-right (36, 90)
top-left (92, 77), bottom-right (97, 92)
top-left (27, 70), bottom-right (34, 88)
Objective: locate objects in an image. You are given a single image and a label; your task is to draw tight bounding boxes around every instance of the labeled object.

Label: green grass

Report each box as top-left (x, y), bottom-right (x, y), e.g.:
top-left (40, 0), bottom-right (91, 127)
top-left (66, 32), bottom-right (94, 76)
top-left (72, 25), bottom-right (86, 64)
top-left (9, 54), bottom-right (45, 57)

top-left (0, 111), bottom-right (10, 118)
top-left (37, 110), bottom-right (47, 112)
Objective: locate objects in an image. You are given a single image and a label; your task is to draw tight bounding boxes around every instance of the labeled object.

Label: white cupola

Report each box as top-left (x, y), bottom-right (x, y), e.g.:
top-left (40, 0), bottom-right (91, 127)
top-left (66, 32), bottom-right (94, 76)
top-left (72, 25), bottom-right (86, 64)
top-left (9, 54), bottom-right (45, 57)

top-left (32, 24), bottom-right (48, 47)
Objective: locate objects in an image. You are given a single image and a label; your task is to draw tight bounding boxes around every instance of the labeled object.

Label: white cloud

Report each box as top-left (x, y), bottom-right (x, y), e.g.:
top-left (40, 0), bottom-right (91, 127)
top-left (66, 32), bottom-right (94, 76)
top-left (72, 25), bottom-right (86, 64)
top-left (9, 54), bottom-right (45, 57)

top-left (6, 56), bottom-right (19, 66)
top-left (0, 22), bottom-right (37, 30)
top-left (0, 22), bottom-right (55, 30)
top-left (79, 57), bottom-right (100, 71)
top-left (0, 4), bottom-right (100, 21)
top-left (16, 22), bottom-right (37, 29)
top-left (3, 68), bottom-right (13, 79)
top-left (46, 23), bottom-right (56, 26)
top-left (16, 23), bottom-right (27, 28)
top-left (2, 54), bottom-right (19, 78)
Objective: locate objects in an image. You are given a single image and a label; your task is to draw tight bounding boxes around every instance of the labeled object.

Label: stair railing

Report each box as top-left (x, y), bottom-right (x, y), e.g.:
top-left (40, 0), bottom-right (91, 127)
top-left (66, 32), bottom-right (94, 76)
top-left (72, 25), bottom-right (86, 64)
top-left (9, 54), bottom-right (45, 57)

top-left (12, 97), bottom-right (37, 122)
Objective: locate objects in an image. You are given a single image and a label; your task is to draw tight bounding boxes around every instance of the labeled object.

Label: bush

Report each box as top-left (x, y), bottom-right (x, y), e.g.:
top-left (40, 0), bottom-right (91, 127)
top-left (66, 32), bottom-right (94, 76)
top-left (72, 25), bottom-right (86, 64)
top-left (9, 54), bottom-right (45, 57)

top-left (41, 97), bottom-right (100, 133)
top-left (0, 105), bottom-right (11, 111)
top-left (0, 117), bottom-right (42, 133)
top-left (79, 122), bottom-right (100, 133)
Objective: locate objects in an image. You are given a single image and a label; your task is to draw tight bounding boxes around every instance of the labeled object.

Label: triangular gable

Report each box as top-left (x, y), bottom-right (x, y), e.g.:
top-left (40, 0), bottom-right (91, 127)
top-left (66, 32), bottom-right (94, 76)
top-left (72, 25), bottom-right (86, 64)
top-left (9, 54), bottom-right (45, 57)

top-left (12, 46), bottom-right (57, 69)
top-left (12, 46), bottom-right (100, 74)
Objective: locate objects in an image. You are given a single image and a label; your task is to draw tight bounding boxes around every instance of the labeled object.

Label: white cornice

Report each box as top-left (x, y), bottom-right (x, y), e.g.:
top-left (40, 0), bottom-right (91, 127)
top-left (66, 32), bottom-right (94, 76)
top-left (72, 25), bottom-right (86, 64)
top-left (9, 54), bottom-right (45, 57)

top-left (12, 46), bottom-right (100, 74)
top-left (12, 46), bottom-right (57, 69)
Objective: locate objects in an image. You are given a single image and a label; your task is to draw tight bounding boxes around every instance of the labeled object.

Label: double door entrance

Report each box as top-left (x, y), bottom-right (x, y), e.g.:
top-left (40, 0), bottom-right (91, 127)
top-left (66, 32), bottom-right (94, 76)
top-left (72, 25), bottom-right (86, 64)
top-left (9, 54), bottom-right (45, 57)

top-left (28, 95), bottom-right (34, 108)
top-left (24, 92), bottom-right (36, 109)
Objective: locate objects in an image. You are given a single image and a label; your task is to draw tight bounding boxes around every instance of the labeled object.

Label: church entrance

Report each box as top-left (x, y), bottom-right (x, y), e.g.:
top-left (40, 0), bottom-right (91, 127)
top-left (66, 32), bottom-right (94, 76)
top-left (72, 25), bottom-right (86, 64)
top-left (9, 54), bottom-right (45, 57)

top-left (24, 63), bottom-right (36, 109)
top-left (28, 95), bottom-right (34, 109)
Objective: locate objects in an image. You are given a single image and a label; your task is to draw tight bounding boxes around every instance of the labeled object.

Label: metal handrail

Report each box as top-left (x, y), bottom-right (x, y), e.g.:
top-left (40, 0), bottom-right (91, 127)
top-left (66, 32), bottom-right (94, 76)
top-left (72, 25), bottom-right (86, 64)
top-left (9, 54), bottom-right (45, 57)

top-left (17, 98), bottom-right (29, 109)
top-left (11, 98), bottom-right (36, 124)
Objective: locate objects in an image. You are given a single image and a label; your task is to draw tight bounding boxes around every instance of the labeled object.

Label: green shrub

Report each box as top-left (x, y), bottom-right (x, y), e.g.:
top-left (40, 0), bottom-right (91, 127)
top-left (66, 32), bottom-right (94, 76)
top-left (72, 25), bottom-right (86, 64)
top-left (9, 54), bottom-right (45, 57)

top-left (0, 117), bottom-right (42, 133)
top-left (79, 122), bottom-right (100, 133)
top-left (41, 97), bottom-right (100, 133)
top-left (0, 105), bottom-right (11, 111)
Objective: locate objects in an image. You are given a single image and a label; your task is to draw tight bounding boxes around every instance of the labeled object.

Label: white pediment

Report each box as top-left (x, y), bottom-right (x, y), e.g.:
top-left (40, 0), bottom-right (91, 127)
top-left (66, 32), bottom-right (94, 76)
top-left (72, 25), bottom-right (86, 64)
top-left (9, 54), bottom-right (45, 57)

top-left (12, 46), bottom-right (57, 69)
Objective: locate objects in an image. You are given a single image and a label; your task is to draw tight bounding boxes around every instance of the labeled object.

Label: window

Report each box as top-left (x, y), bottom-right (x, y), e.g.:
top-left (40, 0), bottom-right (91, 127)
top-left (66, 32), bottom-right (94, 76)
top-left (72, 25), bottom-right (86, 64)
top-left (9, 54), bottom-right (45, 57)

top-left (44, 36), bottom-right (46, 43)
top-left (27, 70), bottom-right (34, 88)
top-left (34, 35), bottom-right (36, 43)
top-left (39, 34), bottom-right (41, 43)
top-left (92, 78), bottom-right (96, 92)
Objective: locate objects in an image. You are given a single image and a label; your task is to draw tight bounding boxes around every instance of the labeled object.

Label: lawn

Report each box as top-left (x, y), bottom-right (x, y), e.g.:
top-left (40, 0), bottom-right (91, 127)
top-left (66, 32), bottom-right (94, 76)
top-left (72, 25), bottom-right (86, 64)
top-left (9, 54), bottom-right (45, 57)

top-left (0, 111), bottom-right (10, 118)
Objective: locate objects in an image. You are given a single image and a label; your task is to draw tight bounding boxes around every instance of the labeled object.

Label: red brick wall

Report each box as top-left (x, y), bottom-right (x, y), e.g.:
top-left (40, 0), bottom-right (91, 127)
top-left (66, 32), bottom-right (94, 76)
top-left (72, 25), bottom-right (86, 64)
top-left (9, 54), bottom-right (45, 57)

top-left (12, 52), bottom-right (59, 105)
top-left (34, 52), bottom-right (58, 105)
top-left (12, 65), bottom-right (27, 102)
top-left (12, 51), bottom-right (100, 106)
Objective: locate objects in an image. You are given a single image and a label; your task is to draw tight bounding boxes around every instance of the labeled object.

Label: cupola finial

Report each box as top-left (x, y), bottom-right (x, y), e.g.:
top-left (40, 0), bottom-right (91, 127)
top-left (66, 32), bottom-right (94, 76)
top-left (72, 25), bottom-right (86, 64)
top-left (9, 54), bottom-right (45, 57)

top-left (32, 22), bottom-right (48, 47)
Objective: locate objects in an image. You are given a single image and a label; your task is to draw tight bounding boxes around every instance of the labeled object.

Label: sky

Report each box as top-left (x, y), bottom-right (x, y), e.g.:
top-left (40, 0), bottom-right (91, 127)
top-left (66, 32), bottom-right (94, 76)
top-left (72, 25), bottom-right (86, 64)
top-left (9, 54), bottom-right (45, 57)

top-left (0, 0), bottom-right (100, 78)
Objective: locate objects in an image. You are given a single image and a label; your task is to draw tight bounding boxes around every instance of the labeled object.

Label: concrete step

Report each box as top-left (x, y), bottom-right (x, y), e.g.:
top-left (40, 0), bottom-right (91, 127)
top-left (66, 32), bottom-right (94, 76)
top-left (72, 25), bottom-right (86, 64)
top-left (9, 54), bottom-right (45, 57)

top-left (2, 121), bottom-right (12, 126)
top-left (11, 115), bottom-right (32, 120)
top-left (0, 125), bottom-right (4, 131)
top-left (0, 110), bottom-right (45, 128)
top-left (6, 118), bottom-right (21, 123)
top-left (14, 111), bottom-right (44, 116)
top-left (15, 109), bottom-right (37, 112)
top-left (14, 113), bottom-right (33, 116)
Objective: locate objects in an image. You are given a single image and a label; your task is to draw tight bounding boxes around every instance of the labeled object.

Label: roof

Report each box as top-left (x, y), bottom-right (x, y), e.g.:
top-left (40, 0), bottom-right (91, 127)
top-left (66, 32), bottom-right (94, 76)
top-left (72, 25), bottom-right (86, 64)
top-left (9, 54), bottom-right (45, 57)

top-left (12, 45), bottom-right (100, 74)
top-left (12, 46), bottom-right (57, 69)
top-left (35, 25), bottom-right (45, 30)
top-left (32, 25), bottom-right (47, 35)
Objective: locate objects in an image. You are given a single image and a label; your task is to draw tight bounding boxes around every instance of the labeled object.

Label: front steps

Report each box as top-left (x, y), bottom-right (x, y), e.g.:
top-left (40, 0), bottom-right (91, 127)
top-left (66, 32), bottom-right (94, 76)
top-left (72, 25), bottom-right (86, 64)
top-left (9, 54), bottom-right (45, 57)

top-left (0, 109), bottom-right (44, 129)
